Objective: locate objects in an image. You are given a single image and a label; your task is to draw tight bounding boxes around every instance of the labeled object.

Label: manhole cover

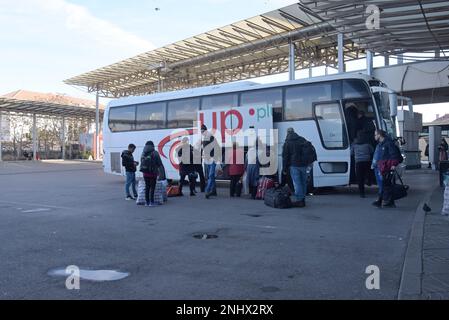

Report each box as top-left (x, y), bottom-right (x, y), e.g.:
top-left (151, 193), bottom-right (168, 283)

top-left (193, 234), bottom-right (218, 240)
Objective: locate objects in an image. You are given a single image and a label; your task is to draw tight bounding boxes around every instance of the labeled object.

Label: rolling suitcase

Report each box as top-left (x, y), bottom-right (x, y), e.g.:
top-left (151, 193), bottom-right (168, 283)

top-left (256, 177), bottom-right (275, 200)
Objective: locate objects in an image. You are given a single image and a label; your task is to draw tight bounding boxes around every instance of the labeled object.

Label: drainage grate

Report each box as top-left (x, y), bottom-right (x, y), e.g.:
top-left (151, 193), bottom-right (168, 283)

top-left (193, 234), bottom-right (218, 240)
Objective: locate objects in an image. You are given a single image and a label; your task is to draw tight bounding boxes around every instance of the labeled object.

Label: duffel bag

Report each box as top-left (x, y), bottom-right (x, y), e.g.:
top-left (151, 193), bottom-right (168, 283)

top-left (167, 185), bottom-right (181, 197)
top-left (264, 187), bottom-right (292, 209)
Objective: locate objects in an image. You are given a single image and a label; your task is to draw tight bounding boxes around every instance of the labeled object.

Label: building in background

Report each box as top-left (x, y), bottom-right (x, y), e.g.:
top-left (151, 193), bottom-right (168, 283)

top-left (0, 90), bottom-right (103, 160)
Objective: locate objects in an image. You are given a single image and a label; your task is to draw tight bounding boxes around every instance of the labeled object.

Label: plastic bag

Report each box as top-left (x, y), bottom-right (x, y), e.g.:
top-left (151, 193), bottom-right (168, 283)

top-left (136, 179), bottom-right (146, 205)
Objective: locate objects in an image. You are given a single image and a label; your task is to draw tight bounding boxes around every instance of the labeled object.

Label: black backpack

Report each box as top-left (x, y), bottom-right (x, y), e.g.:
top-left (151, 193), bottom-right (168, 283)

top-left (140, 151), bottom-right (159, 174)
top-left (301, 141), bottom-right (317, 166)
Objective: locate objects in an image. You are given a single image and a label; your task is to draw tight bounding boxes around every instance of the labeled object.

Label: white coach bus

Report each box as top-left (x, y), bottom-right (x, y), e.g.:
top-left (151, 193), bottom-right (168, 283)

top-left (103, 73), bottom-right (400, 187)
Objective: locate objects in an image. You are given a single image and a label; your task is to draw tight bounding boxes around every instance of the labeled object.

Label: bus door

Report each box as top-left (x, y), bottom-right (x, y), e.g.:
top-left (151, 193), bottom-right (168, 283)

top-left (312, 100), bottom-right (351, 187)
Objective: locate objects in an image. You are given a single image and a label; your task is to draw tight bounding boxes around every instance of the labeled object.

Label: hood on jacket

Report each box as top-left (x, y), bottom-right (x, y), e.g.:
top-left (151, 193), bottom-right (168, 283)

top-left (286, 132), bottom-right (306, 143)
top-left (143, 144), bottom-right (155, 156)
top-left (121, 150), bottom-right (132, 157)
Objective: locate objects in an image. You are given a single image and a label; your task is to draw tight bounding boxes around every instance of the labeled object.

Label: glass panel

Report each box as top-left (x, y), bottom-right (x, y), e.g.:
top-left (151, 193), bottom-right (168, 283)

top-left (167, 98), bottom-right (199, 128)
top-left (343, 79), bottom-right (370, 99)
top-left (108, 106), bottom-right (136, 132)
top-left (285, 82), bottom-right (340, 120)
top-left (315, 102), bottom-right (348, 149)
top-left (241, 89), bottom-right (283, 122)
top-left (201, 94), bottom-right (238, 110)
top-left (136, 102), bottom-right (166, 130)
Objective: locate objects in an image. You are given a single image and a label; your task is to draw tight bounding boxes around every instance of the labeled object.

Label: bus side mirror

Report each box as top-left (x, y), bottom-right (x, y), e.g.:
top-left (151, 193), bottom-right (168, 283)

top-left (389, 93), bottom-right (398, 118)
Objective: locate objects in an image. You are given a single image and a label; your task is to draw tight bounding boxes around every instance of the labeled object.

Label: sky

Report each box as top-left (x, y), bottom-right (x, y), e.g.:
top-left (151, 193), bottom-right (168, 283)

top-left (0, 0), bottom-right (447, 120)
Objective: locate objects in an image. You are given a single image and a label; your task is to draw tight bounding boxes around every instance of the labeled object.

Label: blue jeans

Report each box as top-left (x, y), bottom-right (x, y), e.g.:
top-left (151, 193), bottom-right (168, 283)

top-left (125, 172), bottom-right (137, 197)
top-left (374, 168), bottom-right (383, 196)
top-left (290, 166), bottom-right (308, 201)
top-left (205, 162), bottom-right (216, 194)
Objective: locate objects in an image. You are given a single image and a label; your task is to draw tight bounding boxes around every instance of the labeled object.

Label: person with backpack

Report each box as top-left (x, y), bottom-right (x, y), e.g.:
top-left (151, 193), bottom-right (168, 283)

top-left (351, 131), bottom-right (374, 198)
top-left (140, 141), bottom-right (163, 207)
top-left (177, 137), bottom-right (197, 196)
top-left (121, 143), bottom-right (139, 201)
top-left (282, 128), bottom-right (317, 208)
top-left (373, 130), bottom-right (403, 208)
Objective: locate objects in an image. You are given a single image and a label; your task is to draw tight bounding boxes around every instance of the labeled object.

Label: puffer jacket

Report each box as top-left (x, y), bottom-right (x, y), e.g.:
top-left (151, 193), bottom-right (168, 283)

top-left (177, 144), bottom-right (195, 175)
top-left (377, 137), bottom-right (402, 175)
top-left (282, 132), bottom-right (308, 169)
top-left (121, 150), bottom-right (136, 172)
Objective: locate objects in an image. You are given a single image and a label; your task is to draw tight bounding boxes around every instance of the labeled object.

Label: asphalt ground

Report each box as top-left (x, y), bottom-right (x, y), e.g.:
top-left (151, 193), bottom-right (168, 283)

top-left (0, 161), bottom-right (436, 299)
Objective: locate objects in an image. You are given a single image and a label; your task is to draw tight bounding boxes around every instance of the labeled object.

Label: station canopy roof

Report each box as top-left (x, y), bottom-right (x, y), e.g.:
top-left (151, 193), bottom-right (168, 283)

top-left (301, 0), bottom-right (449, 54)
top-left (0, 90), bottom-right (103, 119)
top-left (64, 1), bottom-right (449, 98)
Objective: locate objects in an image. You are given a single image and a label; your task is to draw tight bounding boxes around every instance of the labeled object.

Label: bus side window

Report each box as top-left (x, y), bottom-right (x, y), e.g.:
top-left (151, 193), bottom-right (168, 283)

top-left (108, 106), bottom-right (136, 132)
top-left (136, 102), bottom-right (166, 130)
top-left (285, 82), bottom-right (340, 121)
top-left (201, 94), bottom-right (238, 110)
top-left (241, 89), bottom-right (282, 122)
top-left (167, 98), bottom-right (200, 129)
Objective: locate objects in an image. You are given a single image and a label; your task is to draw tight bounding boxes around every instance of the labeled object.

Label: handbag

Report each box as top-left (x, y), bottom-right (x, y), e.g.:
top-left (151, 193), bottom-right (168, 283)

top-left (390, 170), bottom-right (409, 201)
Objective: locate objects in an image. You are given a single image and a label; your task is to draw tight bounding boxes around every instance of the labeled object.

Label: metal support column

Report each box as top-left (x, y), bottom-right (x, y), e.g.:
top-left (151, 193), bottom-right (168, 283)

top-left (62, 117), bottom-right (66, 160)
top-left (338, 33), bottom-right (344, 73)
top-left (435, 50), bottom-right (441, 58)
top-left (384, 54), bottom-right (389, 67)
top-left (288, 39), bottom-right (296, 81)
top-left (32, 113), bottom-right (37, 161)
top-left (397, 53), bottom-right (404, 65)
top-left (429, 126), bottom-right (442, 170)
top-left (95, 90), bottom-right (100, 160)
top-left (366, 50), bottom-right (374, 76)
top-left (309, 67), bottom-right (313, 78)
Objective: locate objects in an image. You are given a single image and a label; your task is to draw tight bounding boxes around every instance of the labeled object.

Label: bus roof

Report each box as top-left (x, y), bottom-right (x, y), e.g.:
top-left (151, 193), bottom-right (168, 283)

top-left (108, 72), bottom-right (377, 108)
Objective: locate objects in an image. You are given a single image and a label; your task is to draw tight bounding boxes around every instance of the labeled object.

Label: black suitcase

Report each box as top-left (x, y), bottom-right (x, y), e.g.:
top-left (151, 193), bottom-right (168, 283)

top-left (264, 187), bottom-right (292, 209)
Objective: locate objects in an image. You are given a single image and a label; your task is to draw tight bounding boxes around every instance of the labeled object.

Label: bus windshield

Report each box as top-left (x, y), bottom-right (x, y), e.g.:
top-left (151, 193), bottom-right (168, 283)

top-left (373, 91), bottom-right (396, 138)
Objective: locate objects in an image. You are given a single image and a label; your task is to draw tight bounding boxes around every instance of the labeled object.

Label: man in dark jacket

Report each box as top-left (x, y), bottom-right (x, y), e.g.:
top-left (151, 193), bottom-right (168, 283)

top-left (177, 137), bottom-right (197, 196)
top-left (121, 144), bottom-right (138, 200)
top-left (201, 124), bottom-right (221, 199)
top-left (374, 130), bottom-right (403, 208)
top-left (282, 128), bottom-right (310, 207)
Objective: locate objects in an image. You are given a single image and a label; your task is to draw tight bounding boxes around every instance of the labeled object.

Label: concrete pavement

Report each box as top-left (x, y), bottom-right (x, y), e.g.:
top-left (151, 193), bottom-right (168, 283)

top-left (0, 161), bottom-right (438, 299)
